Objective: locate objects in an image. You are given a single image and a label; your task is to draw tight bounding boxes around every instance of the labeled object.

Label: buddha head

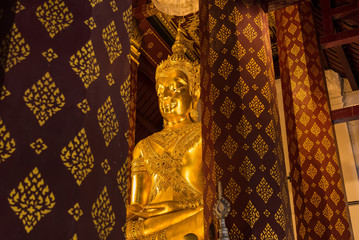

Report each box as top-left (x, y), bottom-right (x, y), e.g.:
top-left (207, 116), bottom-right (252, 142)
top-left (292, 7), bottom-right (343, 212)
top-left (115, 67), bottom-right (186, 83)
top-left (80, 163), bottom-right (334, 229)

top-left (155, 28), bottom-right (200, 126)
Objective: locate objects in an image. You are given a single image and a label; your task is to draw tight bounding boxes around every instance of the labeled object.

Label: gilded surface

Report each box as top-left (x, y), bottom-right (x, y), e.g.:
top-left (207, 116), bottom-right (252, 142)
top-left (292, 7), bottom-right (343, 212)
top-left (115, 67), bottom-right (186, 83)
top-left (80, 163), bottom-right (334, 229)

top-left (0, 118), bottom-right (16, 163)
top-left (127, 29), bottom-right (203, 239)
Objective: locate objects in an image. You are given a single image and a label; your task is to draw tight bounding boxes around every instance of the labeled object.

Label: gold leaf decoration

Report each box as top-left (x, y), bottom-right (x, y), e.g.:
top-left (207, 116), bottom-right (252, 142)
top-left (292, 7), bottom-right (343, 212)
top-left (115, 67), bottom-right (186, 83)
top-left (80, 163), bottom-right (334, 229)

top-left (36, 0), bottom-right (74, 38)
top-left (84, 17), bottom-right (97, 30)
top-left (239, 157), bottom-right (256, 181)
top-left (69, 40), bottom-right (100, 88)
top-left (252, 135), bottom-right (268, 159)
top-left (242, 201), bottom-right (259, 228)
top-left (97, 96), bottom-right (119, 147)
top-left (92, 186), bottom-right (115, 240)
top-left (101, 159), bottom-right (111, 174)
top-left (102, 21), bottom-right (122, 64)
top-left (117, 162), bottom-right (128, 203)
top-left (24, 72), bottom-right (65, 126)
top-left (8, 167), bottom-right (56, 233)
top-left (89, 0), bottom-right (103, 7)
top-left (42, 48), bottom-right (58, 62)
top-left (0, 117), bottom-right (16, 163)
top-left (0, 23), bottom-right (30, 72)
top-left (120, 75), bottom-right (131, 116)
top-left (77, 99), bottom-right (90, 114)
top-left (256, 178), bottom-right (273, 203)
top-left (60, 128), bottom-right (94, 186)
top-left (224, 178), bottom-right (241, 204)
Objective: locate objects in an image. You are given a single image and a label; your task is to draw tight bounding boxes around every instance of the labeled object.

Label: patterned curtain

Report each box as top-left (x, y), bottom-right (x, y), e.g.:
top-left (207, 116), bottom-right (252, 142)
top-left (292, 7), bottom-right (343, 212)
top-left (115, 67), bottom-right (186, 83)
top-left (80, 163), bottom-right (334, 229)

top-left (0, 0), bottom-right (131, 239)
top-left (275, 1), bottom-right (352, 239)
top-left (200, 0), bottom-right (293, 239)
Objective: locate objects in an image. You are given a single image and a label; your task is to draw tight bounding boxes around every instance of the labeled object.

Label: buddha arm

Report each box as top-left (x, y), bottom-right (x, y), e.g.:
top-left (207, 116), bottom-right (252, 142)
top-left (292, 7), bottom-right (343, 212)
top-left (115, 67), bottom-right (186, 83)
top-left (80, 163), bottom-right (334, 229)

top-left (129, 145), bottom-right (151, 207)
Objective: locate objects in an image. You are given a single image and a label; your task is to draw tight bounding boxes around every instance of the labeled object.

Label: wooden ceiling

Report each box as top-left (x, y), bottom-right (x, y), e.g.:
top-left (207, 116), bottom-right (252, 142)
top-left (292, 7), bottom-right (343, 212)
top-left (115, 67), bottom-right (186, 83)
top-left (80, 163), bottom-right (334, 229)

top-left (133, 0), bottom-right (359, 141)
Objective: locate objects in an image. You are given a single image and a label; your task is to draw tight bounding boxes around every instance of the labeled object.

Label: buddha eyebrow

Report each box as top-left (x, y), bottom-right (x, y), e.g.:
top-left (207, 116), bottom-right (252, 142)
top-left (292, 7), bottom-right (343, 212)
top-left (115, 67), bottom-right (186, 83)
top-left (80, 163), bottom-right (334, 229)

top-left (177, 78), bottom-right (188, 86)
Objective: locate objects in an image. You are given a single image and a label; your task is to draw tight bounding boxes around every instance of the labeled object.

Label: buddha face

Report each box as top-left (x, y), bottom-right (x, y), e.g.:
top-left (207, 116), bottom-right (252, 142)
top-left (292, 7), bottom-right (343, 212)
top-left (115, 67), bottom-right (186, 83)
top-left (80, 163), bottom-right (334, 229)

top-left (156, 69), bottom-right (193, 125)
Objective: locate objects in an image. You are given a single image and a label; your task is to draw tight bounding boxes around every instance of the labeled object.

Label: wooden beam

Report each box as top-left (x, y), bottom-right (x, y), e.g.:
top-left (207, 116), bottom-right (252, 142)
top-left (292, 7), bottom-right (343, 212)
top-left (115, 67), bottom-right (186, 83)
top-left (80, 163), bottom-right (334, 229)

top-left (321, 28), bottom-right (359, 49)
top-left (334, 46), bottom-right (359, 90)
top-left (331, 105), bottom-right (359, 123)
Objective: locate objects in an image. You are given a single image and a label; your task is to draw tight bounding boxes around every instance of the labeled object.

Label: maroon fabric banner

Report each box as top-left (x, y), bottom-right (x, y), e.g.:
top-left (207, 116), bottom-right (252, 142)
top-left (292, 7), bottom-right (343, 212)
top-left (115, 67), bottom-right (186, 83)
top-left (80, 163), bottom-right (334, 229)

top-left (200, 0), bottom-right (293, 239)
top-left (276, 1), bottom-right (352, 239)
top-left (0, 0), bottom-right (131, 239)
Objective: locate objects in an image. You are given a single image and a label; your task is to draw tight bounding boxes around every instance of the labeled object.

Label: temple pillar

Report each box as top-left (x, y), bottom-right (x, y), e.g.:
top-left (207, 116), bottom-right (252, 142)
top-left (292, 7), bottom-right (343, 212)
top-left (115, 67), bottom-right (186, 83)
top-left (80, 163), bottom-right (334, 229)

top-left (275, 1), bottom-right (352, 239)
top-left (200, 1), bottom-right (293, 239)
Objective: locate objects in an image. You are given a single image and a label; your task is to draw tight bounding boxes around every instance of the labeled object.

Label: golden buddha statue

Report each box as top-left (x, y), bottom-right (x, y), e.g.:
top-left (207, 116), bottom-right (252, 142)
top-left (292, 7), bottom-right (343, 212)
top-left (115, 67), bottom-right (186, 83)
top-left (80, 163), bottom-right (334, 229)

top-left (126, 27), bottom-right (203, 240)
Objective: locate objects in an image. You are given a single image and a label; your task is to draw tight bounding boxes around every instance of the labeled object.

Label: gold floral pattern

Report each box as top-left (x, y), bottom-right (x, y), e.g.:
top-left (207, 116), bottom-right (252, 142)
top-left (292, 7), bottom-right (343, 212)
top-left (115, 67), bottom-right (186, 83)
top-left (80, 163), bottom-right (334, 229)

top-left (8, 167), bottom-right (56, 233)
top-left (30, 138), bottom-right (47, 155)
top-left (0, 118), bottom-right (16, 163)
top-left (97, 96), bottom-right (119, 147)
top-left (36, 0), bottom-right (74, 38)
top-left (24, 72), bottom-right (65, 126)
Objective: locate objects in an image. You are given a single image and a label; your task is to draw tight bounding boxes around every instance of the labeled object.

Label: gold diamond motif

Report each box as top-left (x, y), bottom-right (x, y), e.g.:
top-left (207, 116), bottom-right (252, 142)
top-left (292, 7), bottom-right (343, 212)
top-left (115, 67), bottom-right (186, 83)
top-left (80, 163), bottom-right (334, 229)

top-left (270, 161), bottom-right (280, 185)
top-left (109, 0), bottom-right (118, 12)
top-left (24, 72), bottom-right (65, 126)
top-left (233, 77), bottom-right (249, 99)
top-left (306, 164), bottom-right (317, 179)
top-left (242, 201), bottom-right (259, 228)
top-left (214, 0), bottom-right (228, 9)
top-left (30, 138), bottom-right (47, 155)
top-left (335, 219), bottom-right (345, 235)
top-left (92, 186), bottom-right (115, 240)
top-left (216, 25), bottom-right (231, 44)
top-left (42, 48), bottom-right (58, 62)
top-left (220, 97), bottom-right (236, 118)
top-left (229, 7), bottom-right (243, 25)
top-left (253, 135), bottom-right (268, 159)
top-left (319, 175), bottom-right (329, 192)
top-left (311, 122), bottom-right (321, 137)
top-left (224, 178), bottom-right (241, 204)
top-left (211, 121), bottom-right (221, 144)
top-left (256, 178), bottom-right (273, 203)
top-left (70, 40), bottom-right (100, 88)
top-left (218, 59), bottom-right (233, 79)
top-left (13, 1), bottom-right (25, 13)
top-left (310, 192), bottom-right (321, 208)
top-left (68, 203), bottom-right (83, 221)
top-left (300, 112), bottom-right (310, 126)
top-left (326, 162), bottom-right (336, 177)
top-left (102, 21), bottom-right (122, 64)
top-left (314, 221), bottom-right (325, 237)
top-left (209, 83), bottom-right (220, 104)
top-left (71, 233), bottom-right (78, 240)
top-left (249, 95), bottom-right (265, 118)
top-left (294, 66), bottom-right (304, 79)
top-left (229, 223), bottom-right (244, 240)
top-left (122, 6), bottom-right (132, 35)
top-left (231, 41), bottom-right (246, 61)
top-left (89, 0), bottom-right (103, 7)
top-left (291, 44), bottom-right (300, 56)
top-left (322, 136), bottom-right (331, 150)
top-left (117, 162), bottom-right (127, 203)
top-left (97, 96), bottom-right (119, 147)
top-left (61, 128), bottom-right (94, 186)
top-left (0, 24), bottom-right (30, 72)
top-left (0, 118), bottom-right (16, 163)
top-left (0, 85), bottom-right (11, 101)
top-left (260, 223), bottom-right (278, 240)
top-left (36, 0), bottom-right (74, 38)
top-left (314, 87), bottom-right (323, 100)
top-left (330, 189), bottom-right (340, 206)
top-left (212, 161), bottom-right (224, 183)
top-left (265, 120), bottom-right (276, 143)
top-left (236, 115), bottom-right (252, 138)
top-left (304, 207), bottom-right (312, 223)
top-left (239, 157), bottom-right (256, 181)
top-left (206, 187), bottom-right (214, 209)
top-left (246, 58), bottom-right (261, 79)
top-left (209, 48), bottom-right (218, 67)
top-left (317, 111), bottom-right (327, 124)
top-left (274, 206), bottom-right (285, 229)
top-left (296, 88), bottom-right (307, 102)
top-left (209, 14), bottom-right (217, 32)
top-left (77, 99), bottom-right (90, 114)
top-left (222, 135), bottom-right (238, 159)
top-left (303, 138), bottom-right (314, 152)
top-left (243, 23), bottom-right (257, 43)
top-left (101, 159), bottom-right (111, 174)
top-left (8, 167), bottom-right (56, 233)
top-left (84, 17), bottom-right (97, 30)
top-left (120, 75), bottom-right (131, 116)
